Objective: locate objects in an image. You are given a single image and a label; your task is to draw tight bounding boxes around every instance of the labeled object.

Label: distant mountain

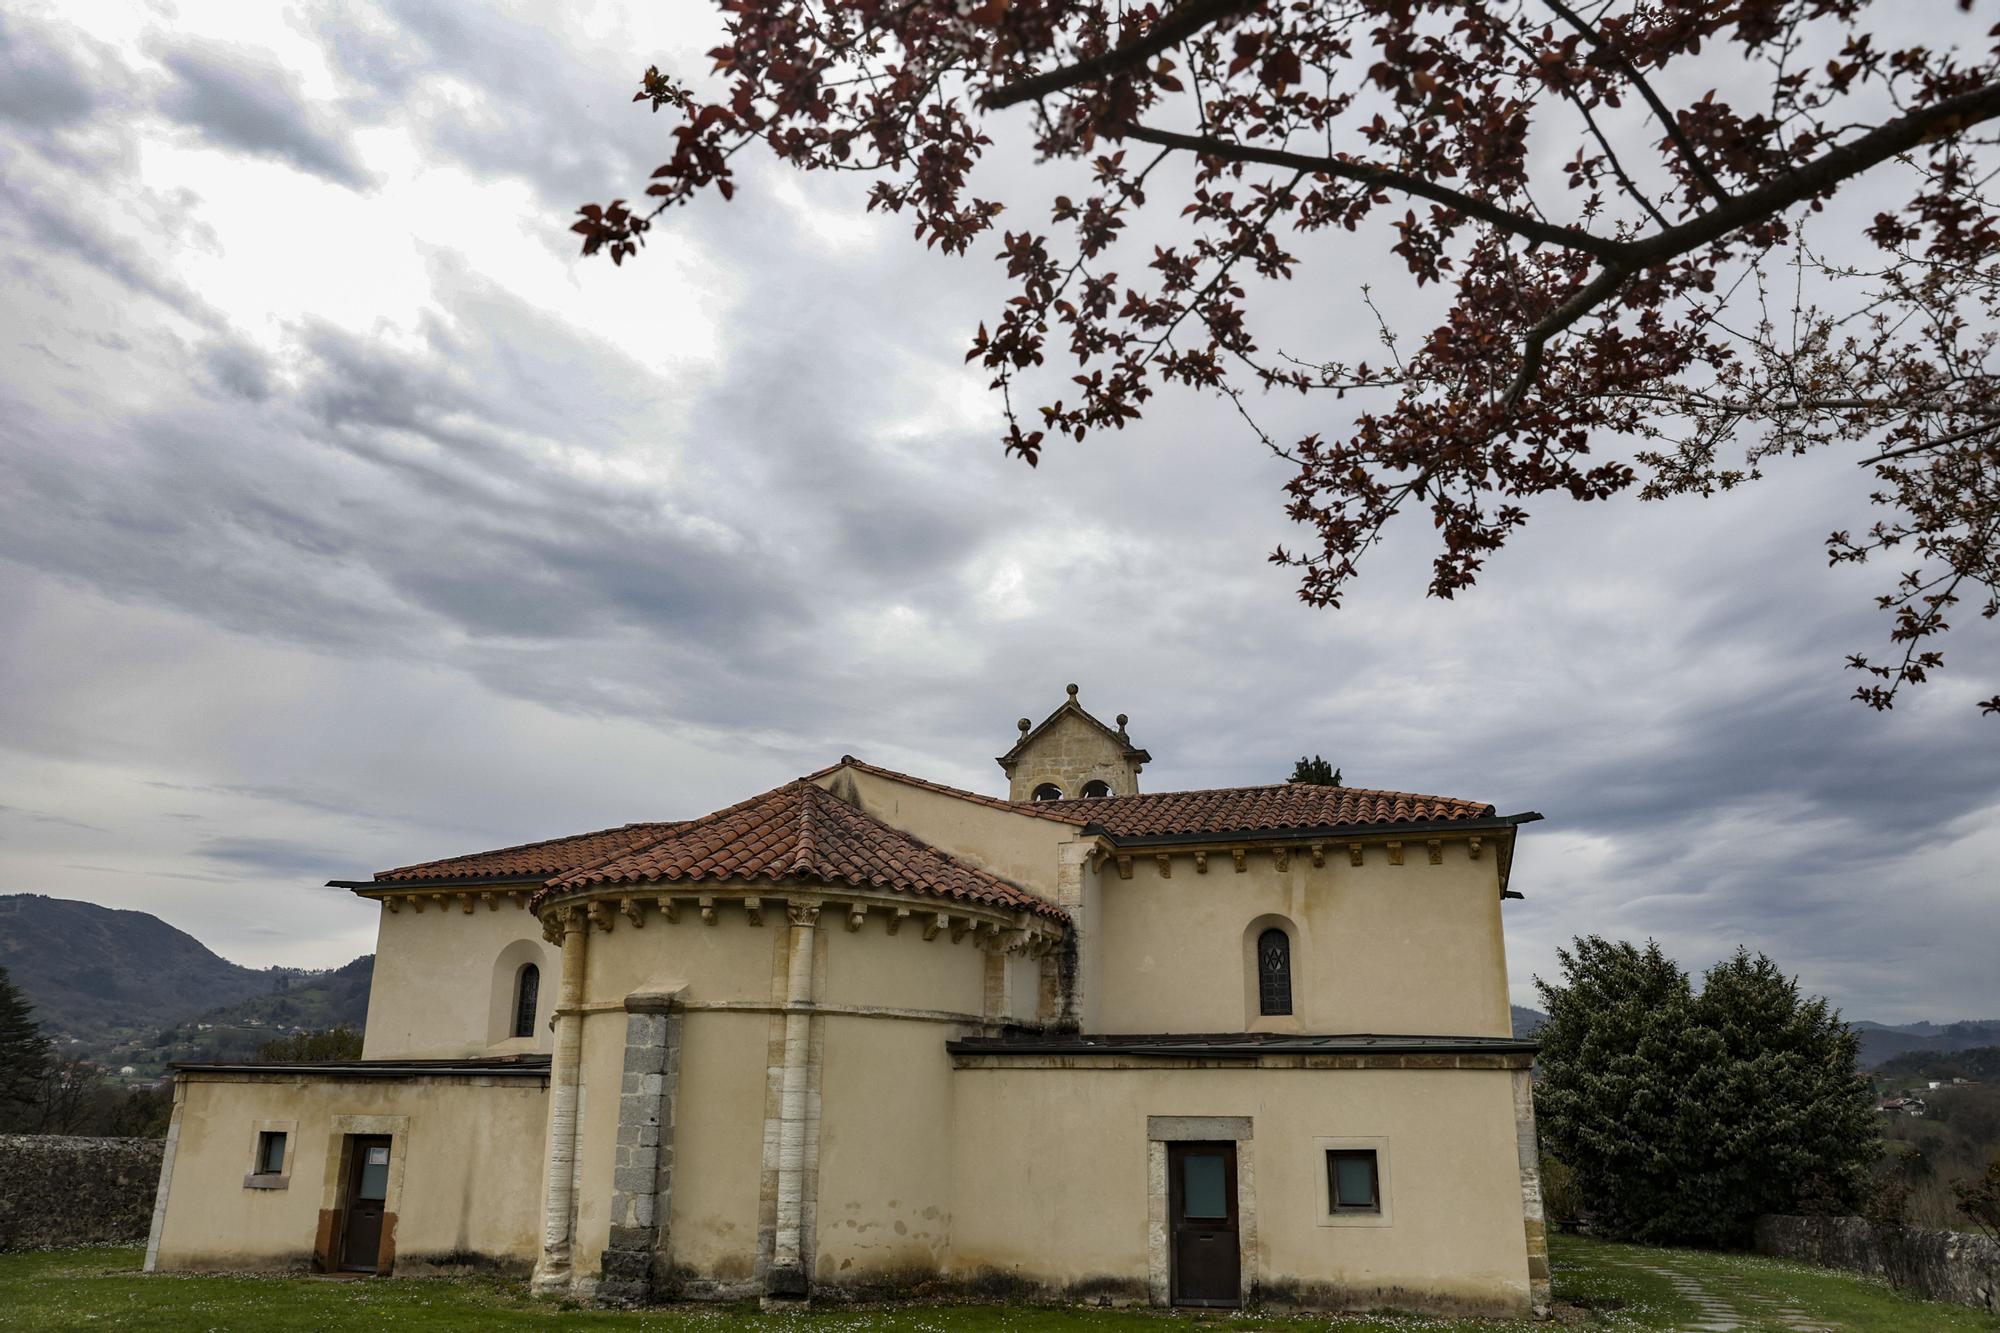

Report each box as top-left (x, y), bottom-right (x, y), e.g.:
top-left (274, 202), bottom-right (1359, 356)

top-left (0, 894), bottom-right (370, 1073)
top-left (1850, 1019), bottom-right (2000, 1068)
top-left (1873, 1045), bottom-right (2000, 1085)
top-left (1511, 1004), bottom-right (1547, 1039)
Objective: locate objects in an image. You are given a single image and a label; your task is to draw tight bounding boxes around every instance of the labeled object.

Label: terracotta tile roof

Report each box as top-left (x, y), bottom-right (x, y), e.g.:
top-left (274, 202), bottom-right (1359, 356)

top-left (534, 780), bottom-right (1065, 921)
top-left (818, 757), bottom-right (1493, 837)
top-left (1041, 783), bottom-right (1496, 839)
top-left (374, 822), bottom-right (682, 884)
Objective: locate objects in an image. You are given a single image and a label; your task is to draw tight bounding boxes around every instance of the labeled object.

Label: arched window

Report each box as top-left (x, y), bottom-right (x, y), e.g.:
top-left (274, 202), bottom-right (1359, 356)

top-left (1031, 782), bottom-right (1065, 801)
top-left (1079, 779), bottom-right (1112, 799)
top-left (1256, 929), bottom-right (1292, 1016)
top-left (512, 964), bottom-right (540, 1039)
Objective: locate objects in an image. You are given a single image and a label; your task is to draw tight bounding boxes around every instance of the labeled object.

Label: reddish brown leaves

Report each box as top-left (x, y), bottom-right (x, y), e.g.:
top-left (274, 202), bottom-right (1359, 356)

top-left (579, 0), bottom-right (2000, 711)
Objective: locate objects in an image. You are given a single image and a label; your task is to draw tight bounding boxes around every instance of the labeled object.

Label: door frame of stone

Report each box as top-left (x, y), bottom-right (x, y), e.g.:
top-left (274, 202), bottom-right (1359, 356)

top-left (1146, 1115), bottom-right (1255, 1308)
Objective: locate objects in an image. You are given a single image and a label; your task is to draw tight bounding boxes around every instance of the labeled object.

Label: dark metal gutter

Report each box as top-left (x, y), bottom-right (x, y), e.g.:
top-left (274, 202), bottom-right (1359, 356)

top-left (327, 875), bottom-right (547, 891)
top-left (172, 1056), bottom-right (553, 1080)
top-left (946, 1032), bottom-right (1539, 1058)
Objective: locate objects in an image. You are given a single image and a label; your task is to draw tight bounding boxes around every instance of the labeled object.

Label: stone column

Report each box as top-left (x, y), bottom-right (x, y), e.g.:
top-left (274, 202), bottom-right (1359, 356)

top-left (765, 900), bottom-right (819, 1300)
top-left (1511, 1067), bottom-right (1551, 1317)
top-left (598, 988), bottom-right (685, 1305)
top-left (533, 907), bottom-right (589, 1294)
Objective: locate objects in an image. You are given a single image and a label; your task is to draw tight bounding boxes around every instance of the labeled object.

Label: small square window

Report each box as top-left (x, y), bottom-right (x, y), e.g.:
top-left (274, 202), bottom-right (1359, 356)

top-left (256, 1131), bottom-right (287, 1176)
top-left (1326, 1149), bottom-right (1379, 1213)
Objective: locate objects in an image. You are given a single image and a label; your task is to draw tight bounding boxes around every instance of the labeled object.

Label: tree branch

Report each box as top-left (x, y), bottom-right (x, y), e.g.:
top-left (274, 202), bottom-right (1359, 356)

top-left (1541, 0), bottom-right (1731, 205)
top-left (1121, 123), bottom-right (1634, 258)
top-left (985, 0), bottom-right (1264, 110)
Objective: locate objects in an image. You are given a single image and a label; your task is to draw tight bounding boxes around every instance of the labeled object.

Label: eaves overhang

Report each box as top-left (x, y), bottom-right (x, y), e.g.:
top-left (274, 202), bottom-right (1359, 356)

top-left (330, 875), bottom-right (547, 892)
top-left (1084, 810), bottom-right (1543, 849)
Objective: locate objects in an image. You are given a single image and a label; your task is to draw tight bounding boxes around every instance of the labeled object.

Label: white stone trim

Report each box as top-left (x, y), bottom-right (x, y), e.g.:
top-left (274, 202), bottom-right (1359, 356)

top-left (142, 1078), bottom-right (187, 1272)
top-left (1313, 1135), bottom-right (1394, 1228)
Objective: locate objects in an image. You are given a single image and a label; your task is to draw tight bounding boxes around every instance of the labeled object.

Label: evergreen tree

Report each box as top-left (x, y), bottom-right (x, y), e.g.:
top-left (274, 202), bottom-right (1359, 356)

top-left (1534, 937), bottom-right (1877, 1246)
top-left (0, 965), bottom-right (51, 1114)
top-left (1288, 755), bottom-right (1341, 786)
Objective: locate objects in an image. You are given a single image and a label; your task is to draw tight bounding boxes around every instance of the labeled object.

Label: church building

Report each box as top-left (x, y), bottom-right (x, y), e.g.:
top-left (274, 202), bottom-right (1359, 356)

top-left (145, 689), bottom-right (1550, 1316)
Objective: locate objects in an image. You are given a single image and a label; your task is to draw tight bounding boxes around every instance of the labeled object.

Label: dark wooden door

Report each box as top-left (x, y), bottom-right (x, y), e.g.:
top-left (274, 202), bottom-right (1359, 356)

top-left (1168, 1141), bottom-right (1239, 1307)
top-left (339, 1136), bottom-right (392, 1272)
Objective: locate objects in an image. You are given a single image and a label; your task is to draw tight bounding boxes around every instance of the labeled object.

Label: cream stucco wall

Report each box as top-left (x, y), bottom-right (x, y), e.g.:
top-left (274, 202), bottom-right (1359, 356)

top-left (822, 766), bottom-right (1076, 898)
top-left (1090, 846), bottom-right (1511, 1037)
top-left (557, 892), bottom-right (1004, 1286)
top-left (152, 1071), bottom-right (548, 1272)
top-left (947, 1063), bottom-right (1532, 1315)
top-left (362, 894), bottom-right (558, 1060)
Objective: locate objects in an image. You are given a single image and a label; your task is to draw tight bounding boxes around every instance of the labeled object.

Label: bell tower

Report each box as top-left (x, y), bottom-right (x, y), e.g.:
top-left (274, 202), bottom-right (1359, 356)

top-left (996, 684), bottom-right (1150, 802)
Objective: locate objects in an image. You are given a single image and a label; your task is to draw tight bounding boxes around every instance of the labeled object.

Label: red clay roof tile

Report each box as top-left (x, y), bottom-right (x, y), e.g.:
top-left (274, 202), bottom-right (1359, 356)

top-left (375, 822), bottom-right (682, 884)
top-left (531, 780), bottom-right (1065, 920)
top-left (1044, 783), bottom-right (1495, 838)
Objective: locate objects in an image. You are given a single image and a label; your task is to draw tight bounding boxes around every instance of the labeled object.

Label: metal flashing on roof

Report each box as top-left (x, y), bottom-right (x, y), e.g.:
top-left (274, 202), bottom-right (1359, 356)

top-left (171, 1055), bottom-right (554, 1079)
top-left (945, 1033), bottom-right (1539, 1058)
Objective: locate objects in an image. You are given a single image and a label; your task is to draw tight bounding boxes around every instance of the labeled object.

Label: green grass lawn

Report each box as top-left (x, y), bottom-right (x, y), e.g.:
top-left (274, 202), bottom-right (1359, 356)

top-left (0, 1236), bottom-right (1992, 1331)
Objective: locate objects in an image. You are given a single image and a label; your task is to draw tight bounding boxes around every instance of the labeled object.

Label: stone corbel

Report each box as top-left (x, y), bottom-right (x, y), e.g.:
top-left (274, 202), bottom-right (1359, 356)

top-left (1231, 848), bottom-right (1247, 873)
top-left (846, 903), bottom-right (868, 932)
top-left (1387, 841), bottom-right (1404, 866)
top-left (923, 912), bottom-right (947, 942)
top-left (698, 896), bottom-right (717, 925)
top-left (586, 901), bottom-right (614, 933)
top-left (409, 894), bottom-right (425, 914)
top-left (1309, 842), bottom-right (1326, 868)
top-left (1154, 853), bottom-right (1172, 879)
top-left (383, 896), bottom-right (401, 914)
top-left (1115, 855), bottom-right (1133, 880)
top-left (950, 918), bottom-right (972, 944)
top-left (1468, 836), bottom-right (1483, 861)
top-left (887, 906), bottom-right (911, 936)
top-left (1348, 842), bottom-right (1365, 867)
top-left (620, 898), bottom-right (645, 928)
top-left (1272, 847), bottom-right (1290, 873)
top-left (430, 894), bottom-right (447, 913)
top-left (457, 893), bottom-right (474, 914)
top-left (481, 891), bottom-right (498, 911)
top-left (744, 897), bottom-right (764, 927)
top-left (1193, 851), bottom-right (1208, 874)
top-left (1427, 839), bottom-right (1443, 865)
top-left (659, 896), bottom-right (680, 924)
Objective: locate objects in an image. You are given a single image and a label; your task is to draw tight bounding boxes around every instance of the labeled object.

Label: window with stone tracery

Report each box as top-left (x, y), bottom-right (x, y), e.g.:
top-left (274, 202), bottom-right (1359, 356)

top-left (1257, 928), bottom-right (1292, 1016)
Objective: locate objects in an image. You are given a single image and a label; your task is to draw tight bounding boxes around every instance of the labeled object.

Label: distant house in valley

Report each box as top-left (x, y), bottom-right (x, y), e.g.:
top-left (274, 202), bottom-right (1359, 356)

top-left (145, 688), bottom-right (1549, 1317)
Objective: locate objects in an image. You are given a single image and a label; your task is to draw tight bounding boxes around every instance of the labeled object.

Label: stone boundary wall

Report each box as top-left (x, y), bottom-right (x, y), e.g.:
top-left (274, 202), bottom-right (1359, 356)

top-left (1754, 1214), bottom-right (2000, 1314)
top-left (0, 1135), bottom-right (165, 1250)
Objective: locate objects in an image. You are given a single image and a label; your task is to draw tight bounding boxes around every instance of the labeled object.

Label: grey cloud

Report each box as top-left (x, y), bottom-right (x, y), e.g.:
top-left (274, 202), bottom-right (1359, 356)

top-left (0, 13), bottom-right (98, 130)
top-left (196, 836), bottom-right (348, 879)
top-left (156, 40), bottom-right (371, 189)
top-left (201, 338), bottom-right (274, 402)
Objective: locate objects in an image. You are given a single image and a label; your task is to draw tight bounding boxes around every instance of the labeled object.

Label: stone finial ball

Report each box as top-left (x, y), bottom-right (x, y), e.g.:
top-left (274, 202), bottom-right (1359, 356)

top-left (1066, 683), bottom-right (1079, 697)
top-left (1018, 718), bottom-right (1031, 733)
top-left (1116, 714), bottom-right (1128, 728)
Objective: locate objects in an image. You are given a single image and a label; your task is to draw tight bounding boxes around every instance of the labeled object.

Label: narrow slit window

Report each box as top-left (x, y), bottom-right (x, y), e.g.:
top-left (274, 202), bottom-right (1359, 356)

top-left (1256, 928), bottom-right (1292, 1016)
top-left (512, 963), bottom-right (540, 1039)
top-left (255, 1130), bottom-right (287, 1176)
top-left (1327, 1149), bottom-right (1380, 1213)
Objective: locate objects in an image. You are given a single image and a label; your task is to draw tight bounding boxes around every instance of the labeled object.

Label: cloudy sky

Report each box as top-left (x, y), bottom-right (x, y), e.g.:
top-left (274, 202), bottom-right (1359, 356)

top-left (1, 1), bottom-right (1994, 1024)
